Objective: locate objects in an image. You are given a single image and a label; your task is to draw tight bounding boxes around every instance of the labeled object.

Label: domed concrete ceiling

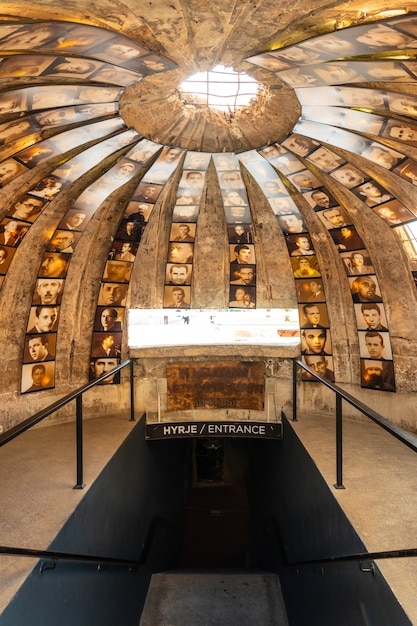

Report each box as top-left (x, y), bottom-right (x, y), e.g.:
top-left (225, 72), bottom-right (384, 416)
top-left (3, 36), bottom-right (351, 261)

top-left (1, 0), bottom-right (417, 425)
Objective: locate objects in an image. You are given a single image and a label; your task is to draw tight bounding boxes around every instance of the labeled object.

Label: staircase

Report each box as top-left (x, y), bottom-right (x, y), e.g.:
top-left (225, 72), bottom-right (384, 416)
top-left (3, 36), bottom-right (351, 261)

top-left (140, 570), bottom-right (289, 625)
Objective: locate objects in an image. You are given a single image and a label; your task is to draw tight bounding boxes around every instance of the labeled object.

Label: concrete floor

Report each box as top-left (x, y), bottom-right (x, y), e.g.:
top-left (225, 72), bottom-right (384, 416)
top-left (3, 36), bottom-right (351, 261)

top-left (1, 411), bottom-right (417, 623)
top-left (0, 413), bottom-right (137, 614)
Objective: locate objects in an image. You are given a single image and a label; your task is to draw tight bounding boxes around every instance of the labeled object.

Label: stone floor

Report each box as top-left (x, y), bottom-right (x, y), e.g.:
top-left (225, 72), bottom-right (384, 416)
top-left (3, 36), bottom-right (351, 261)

top-left (1, 410), bottom-right (417, 623)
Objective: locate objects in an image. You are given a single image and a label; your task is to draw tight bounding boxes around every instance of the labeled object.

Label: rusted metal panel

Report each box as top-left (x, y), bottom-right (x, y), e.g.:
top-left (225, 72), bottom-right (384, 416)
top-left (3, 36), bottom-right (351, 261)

top-left (166, 361), bottom-right (265, 411)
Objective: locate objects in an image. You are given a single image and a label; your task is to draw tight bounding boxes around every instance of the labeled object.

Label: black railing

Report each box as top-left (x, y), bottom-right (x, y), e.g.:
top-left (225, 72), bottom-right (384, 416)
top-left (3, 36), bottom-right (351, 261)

top-left (292, 358), bottom-right (417, 489)
top-left (0, 516), bottom-right (177, 573)
top-left (0, 359), bottom-right (135, 489)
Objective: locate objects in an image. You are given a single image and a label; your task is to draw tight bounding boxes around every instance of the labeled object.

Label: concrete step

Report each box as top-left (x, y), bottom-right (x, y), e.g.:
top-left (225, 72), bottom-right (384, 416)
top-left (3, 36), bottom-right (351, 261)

top-left (140, 569), bottom-right (289, 625)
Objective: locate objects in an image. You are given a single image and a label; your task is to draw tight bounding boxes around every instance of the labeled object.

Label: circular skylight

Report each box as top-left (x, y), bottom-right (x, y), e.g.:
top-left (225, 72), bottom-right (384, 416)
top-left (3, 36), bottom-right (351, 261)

top-left (179, 65), bottom-right (260, 111)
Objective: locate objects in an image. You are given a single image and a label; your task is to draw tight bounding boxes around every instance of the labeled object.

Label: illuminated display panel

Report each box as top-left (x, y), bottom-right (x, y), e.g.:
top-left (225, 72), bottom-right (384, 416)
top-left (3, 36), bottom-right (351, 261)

top-left (128, 308), bottom-right (300, 348)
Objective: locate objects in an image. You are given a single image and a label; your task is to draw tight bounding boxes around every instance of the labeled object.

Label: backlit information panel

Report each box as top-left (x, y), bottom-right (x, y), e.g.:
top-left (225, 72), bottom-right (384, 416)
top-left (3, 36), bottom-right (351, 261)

top-left (128, 308), bottom-right (300, 348)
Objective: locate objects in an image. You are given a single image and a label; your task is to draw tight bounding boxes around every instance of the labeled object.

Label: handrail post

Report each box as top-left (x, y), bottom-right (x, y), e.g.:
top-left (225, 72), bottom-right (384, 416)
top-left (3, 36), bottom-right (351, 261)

top-left (292, 358), bottom-right (298, 421)
top-left (74, 394), bottom-right (85, 489)
top-left (334, 392), bottom-right (345, 489)
top-left (129, 359), bottom-right (135, 422)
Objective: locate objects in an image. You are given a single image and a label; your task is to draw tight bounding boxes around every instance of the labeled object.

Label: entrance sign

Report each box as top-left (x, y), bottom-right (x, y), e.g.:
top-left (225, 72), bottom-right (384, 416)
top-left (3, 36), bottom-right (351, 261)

top-left (145, 421), bottom-right (282, 440)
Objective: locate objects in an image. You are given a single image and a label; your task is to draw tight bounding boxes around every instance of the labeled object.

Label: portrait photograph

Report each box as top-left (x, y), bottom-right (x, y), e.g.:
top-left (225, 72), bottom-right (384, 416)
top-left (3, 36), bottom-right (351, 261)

top-left (298, 302), bottom-right (329, 328)
top-left (0, 89), bottom-right (28, 114)
top-left (349, 275), bottom-right (383, 303)
top-left (94, 306), bottom-right (124, 332)
top-left (163, 285), bottom-right (191, 309)
top-left (212, 154), bottom-right (238, 171)
top-left (91, 331), bottom-right (122, 358)
top-left (361, 359), bottom-right (395, 392)
top-left (361, 142), bottom-right (405, 170)
top-left (138, 54), bottom-right (176, 74)
top-left (98, 283), bottom-right (128, 307)
top-left (41, 56), bottom-right (103, 79)
top-left (172, 204), bottom-right (200, 222)
top-left (27, 305), bottom-right (59, 334)
top-left (288, 169), bottom-right (323, 191)
top-left (167, 242), bottom-right (194, 264)
top-left (179, 170), bottom-right (205, 189)
top-left (47, 229), bottom-right (81, 254)
top-left (296, 278), bottom-right (325, 302)
top-left (373, 200), bottom-right (415, 226)
top-left (330, 226), bottom-right (365, 251)
top-left (227, 224), bottom-right (253, 243)
top-left (0, 22), bottom-right (68, 50)
top-left (218, 170), bottom-right (245, 189)
top-left (230, 264), bottom-right (256, 285)
top-left (330, 164), bottom-right (367, 189)
top-left (0, 219), bottom-right (31, 247)
top-left (0, 245), bottom-right (15, 273)
top-left (340, 249), bottom-right (374, 276)
top-left (170, 223), bottom-right (196, 242)
top-left (292, 255), bottom-right (321, 278)
top-left (278, 211), bottom-right (306, 236)
top-left (337, 86), bottom-right (386, 109)
top-left (38, 252), bottom-right (70, 279)
top-left (281, 134), bottom-right (319, 157)
top-left (57, 208), bottom-right (88, 232)
top-left (89, 357), bottom-right (121, 384)
top-left (358, 330), bottom-right (393, 361)
top-left (52, 25), bottom-right (114, 54)
top-left (29, 84), bottom-right (79, 109)
top-left (245, 53), bottom-right (290, 72)
top-left (0, 118), bottom-right (40, 147)
top-left (0, 54), bottom-right (55, 78)
top-left (0, 158), bottom-right (28, 186)
top-left (224, 204), bottom-right (252, 224)
top-left (301, 355), bottom-right (335, 382)
top-left (109, 240), bottom-right (138, 262)
top-left (286, 233), bottom-right (314, 256)
top-left (354, 302), bottom-right (389, 331)
top-left (307, 146), bottom-right (345, 172)
top-left (301, 327), bottom-right (332, 356)
top-left (229, 285), bottom-right (256, 308)
top-left (21, 361), bottom-right (55, 393)
top-left (103, 260), bottom-right (132, 283)
top-left (380, 118), bottom-right (417, 147)
top-left (32, 280), bottom-right (64, 305)
top-left (305, 187), bottom-right (339, 210)
top-left (268, 196), bottom-right (299, 215)
top-left (394, 158), bottom-right (417, 185)
top-left (165, 263), bottom-right (192, 285)
top-left (23, 332), bottom-right (56, 363)
top-left (222, 189), bottom-right (249, 206)
top-left (183, 152), bottom-right (212, 170)
top-left (125, 200), bottom-right (153, 223)
top-left (353, 180), bottom-right (393, 207)
top-left (316, 206), bottom-right (351, 230)
top-left (15, 139), bottom-right (56, 166)
top-left (88, 36), bottom-right (148, 67)
top-left (230, 243), bottom-right (256, 266)
top-left (134, 182), bottom-right (163, 204)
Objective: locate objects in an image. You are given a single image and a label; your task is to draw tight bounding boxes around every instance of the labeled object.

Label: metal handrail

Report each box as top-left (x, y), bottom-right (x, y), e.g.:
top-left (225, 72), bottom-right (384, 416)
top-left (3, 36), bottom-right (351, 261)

top-left (290, 547), bottom-right (417, 567)
top-left (0, 359), bottom-right (135, 488)
top-left (292, 358), bottom-right (417, 488)
top-left (0, 516), bottom-right (177, 572)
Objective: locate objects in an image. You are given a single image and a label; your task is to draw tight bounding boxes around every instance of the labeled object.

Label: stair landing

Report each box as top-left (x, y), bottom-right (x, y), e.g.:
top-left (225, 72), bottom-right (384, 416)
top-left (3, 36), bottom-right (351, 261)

top-left (140, 570), bottom-right (289, 625)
